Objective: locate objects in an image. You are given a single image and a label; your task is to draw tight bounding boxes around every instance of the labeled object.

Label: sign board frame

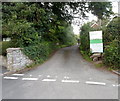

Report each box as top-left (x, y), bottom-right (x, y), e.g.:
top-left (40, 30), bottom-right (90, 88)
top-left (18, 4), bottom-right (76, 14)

top-left (89, 31), bottom-right (103, 53)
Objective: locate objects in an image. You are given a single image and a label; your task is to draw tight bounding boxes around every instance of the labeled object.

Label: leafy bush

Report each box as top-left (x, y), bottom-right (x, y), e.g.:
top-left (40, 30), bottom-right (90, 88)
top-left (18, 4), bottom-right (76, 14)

top-left (80, 23), bottom-right (93, 55)
top-left (103, 17), bottom-right (120, 69)
top-left (103, 17), bottom-right (120, 45)
top-left (103, 40), bottom-right (120, 69)
top-left (0, 41), bottom-right (16, 56)
top-left (23, 42), bottom-right (58, 63)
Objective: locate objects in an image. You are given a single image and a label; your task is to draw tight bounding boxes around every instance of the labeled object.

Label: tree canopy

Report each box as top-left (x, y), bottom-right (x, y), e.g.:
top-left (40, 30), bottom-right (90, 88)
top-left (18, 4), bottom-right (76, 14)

top-left (1, 2), bottom-right (114, 63)
top-left (2, 2), bottom-right (113, 46)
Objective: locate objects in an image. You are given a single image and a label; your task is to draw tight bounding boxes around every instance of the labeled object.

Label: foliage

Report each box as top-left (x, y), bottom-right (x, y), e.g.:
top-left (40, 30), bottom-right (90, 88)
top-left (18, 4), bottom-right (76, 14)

top-left (95, 63), bottom-right (104, 68)
top-left (103, 40), bottom-right (120, 69)
top-left (80, 50), bottom-right (92, 62)
top-left (88, 2), bottom-right (113, 19)
top-left (23, 42), bottom-right (58, 63)
top-left (56, 25), bottom-right (77, 46)
top-left (2, 3), bottom-right (77, 46)
top-left (103, 17), bottom-right (120, 69)
top-left (2, 2), bottom-right (113, 45)
top-left (103, 17), bottom-right (120, 45)
top-left (2, 2), bottom-right (114, 66)
top-left (80, 17), bottom-right (120, 69)
top-left (79, 23), bottom-right (93, 54)
top-left (79, 21), bottom-right (102, 55)
top-left (0, 41), bottom-right (16, 56)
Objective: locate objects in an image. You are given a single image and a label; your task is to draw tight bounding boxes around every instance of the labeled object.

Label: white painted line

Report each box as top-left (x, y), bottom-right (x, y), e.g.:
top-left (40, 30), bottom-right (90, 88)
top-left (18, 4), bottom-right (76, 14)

top-left (61, 80), bottom-right (79, 83)
top-left (64, 76), bottom-right (70, 79)
top-left (3, 77), bottom-right (18, 80)
top-left (12, 74), bottom-right (24, 76)
top-left (64, 76), bottom-right (67, 78)
top-left (47, 75), bottom-right (50, 78)
top-left (66, 77), bottom-right (70, 79)
top-left (112, 84), bottom-right (120, 87)
top-left (112, 84), bottom-right (116, 87)
top-left (22, 78), bottom-right (38, 81)
top-left (85, 81), bottom-right (106, 85)
top-left (42, 79), bottom-right (56, 82)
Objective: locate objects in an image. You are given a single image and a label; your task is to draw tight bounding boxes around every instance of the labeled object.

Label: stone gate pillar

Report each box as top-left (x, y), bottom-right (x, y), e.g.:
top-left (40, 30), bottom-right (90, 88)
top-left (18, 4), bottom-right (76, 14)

top-left (6, 48), bottom-right (33, 71)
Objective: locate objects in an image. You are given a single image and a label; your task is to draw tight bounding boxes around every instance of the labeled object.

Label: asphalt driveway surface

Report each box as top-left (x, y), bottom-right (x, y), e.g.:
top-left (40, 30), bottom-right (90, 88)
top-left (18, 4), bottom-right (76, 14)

top-left (2, 46), bottom-right (118, 99)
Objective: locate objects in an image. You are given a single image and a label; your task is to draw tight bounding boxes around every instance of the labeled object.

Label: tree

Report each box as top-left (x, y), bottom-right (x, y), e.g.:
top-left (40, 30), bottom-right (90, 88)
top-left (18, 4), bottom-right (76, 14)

top-left (103, 17), bottom-right (120, 45)
top-left (88, 2), bottom-right (113, 19)
top-left (80, 23), bottom-right (93, 53)
top-left (2, 2), bottom-right (113, 47)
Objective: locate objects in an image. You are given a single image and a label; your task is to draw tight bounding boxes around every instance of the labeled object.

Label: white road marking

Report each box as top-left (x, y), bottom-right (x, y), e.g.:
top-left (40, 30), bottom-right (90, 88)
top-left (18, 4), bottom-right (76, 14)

top-left (64, 76), bottom-right (67, 78)
top-left (66, 77), bottom-right (70, 79)
top-left (85, 81), bottom-right (106, 85)
top-left (112, 84), bottom-right (120, 87)
top-left (64, 76), bottom-right (70, 79)
top-left (112, 84), bottom-right (116, 87)
top-left (61, 80), bottom-right (79, 83)
top-left (22, 78), bottom-right (38, 81)
top-left (29, 75), bottom-right (32, 77)
top-left (47, 75), bottom-right (50, 78)
top-left (3, 77), bottom-right (18, 80)
top-left (12, 74), bottom-right (24, 76)
top-left (42, 79), bottom-right (56, 82)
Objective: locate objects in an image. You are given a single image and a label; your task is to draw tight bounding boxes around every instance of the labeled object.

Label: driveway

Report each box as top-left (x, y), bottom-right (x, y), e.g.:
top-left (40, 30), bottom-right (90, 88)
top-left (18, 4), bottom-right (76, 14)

top-left (2, 46), bottom-right (118, 99)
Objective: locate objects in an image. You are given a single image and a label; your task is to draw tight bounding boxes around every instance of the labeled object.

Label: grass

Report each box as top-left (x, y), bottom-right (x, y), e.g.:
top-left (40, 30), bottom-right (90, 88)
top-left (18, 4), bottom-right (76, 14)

top-left (80, 50), bottom-right (92, 62)
top-left (80, 50), bottom-right (105, 69)
top-left (95, 63), bottom-right (104, 68)
top-left (83, 54), bottom-right (92, 62)
top-left (81, 52), bottom-right (104, 68)
top-left (79, 49), bottom-right (120, 72)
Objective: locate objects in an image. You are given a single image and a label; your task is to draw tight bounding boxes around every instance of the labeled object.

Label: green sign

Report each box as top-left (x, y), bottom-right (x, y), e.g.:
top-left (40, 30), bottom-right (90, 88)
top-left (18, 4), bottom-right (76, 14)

top-left (90, 39), bottom-right (102, 44)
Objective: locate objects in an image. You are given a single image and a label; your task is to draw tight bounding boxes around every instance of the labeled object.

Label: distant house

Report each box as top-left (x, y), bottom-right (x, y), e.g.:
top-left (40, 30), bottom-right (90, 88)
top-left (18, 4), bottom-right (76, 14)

top-left (91, 23), bottom-right (99, 29)
top-left (91, 14), bottom-right (119, 29)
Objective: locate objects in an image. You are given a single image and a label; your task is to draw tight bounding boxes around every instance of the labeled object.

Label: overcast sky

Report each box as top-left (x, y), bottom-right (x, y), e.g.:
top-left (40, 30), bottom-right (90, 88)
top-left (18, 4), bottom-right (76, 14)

top-left (72, 2), bottom-right (118, 35)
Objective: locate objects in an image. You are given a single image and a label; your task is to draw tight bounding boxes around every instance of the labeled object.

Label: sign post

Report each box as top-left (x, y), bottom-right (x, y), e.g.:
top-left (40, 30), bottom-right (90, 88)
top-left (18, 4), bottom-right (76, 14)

top-left (89, 31), bottom-right (103, 53)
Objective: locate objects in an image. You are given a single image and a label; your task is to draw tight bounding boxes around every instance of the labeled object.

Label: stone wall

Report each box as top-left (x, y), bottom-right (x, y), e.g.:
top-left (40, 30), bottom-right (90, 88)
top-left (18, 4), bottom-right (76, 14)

top-left (7, 48), bottom-right (33, 71)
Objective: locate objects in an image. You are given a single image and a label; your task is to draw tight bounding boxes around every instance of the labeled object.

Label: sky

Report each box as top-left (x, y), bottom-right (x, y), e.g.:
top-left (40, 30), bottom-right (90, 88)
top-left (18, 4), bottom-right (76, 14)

top-left (72, 2), bottom-right (118, 35)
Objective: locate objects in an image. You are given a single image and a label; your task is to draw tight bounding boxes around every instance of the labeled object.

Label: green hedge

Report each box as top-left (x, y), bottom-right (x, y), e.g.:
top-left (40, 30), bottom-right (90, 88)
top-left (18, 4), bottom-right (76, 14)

top-left (80, 23), bottom-right (93, 55)
top-left (0, 41), bottom-right (16, 56)
top-left (103, 17), bottom-right (119, 45)
top-left (103, 40), bottom-right (120, 69)
top-left (103, 17), bottom-right (120, 69)
top-left (23, 42), bottom-right (58, 63)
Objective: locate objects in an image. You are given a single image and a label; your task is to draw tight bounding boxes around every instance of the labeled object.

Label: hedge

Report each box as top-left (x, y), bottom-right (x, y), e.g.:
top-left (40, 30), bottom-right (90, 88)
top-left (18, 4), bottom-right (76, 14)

top-left (0, 41), bottom-right (16, 56)
top-left (23, 42), bottom-right (58, 63)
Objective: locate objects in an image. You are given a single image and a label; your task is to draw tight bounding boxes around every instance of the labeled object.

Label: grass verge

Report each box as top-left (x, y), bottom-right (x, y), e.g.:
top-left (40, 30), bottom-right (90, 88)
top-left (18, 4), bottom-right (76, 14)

top-left (80, 50), bottom-right (92, 62)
